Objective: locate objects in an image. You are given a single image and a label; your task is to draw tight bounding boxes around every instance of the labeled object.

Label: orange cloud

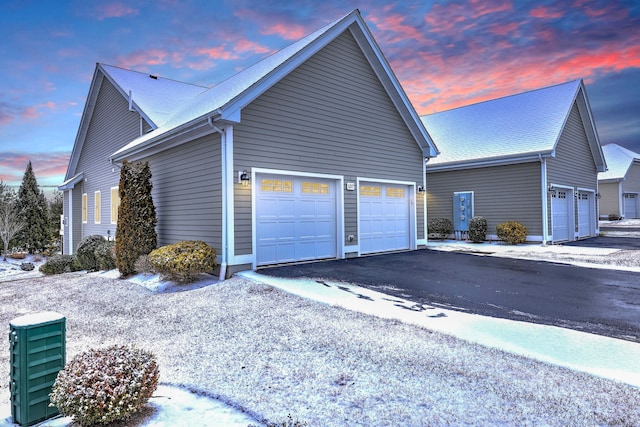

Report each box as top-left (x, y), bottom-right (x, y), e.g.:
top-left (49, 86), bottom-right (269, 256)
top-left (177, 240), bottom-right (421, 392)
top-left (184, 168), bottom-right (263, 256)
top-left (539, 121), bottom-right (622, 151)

top-left (196, 46), bottom-right (239, 61)
top-left (95, 2), bottom-right (139, 20)
top-left (369, 13), bottom-right (425, 44)
top-left (530, 7), bottom-right (564, 19)
top-left (116, 49), bottom-right (170, 69)
top-left (261, 22), bottom-right (307, 40)
top-left (488, 22), bottom-right (519, 36)
top-left (0, 152), bottom-right (70, 186)
top-left (235, 38), bottom-right (272, 55)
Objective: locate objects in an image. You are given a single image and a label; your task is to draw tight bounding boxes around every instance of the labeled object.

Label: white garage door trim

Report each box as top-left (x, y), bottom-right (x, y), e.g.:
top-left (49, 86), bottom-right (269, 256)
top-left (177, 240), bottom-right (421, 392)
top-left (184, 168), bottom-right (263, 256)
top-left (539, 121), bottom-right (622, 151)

top-left (252, 168), bottom-right (344, 268)
top-left (357, 178), bottom-right (416, 255)
top-left (624, 193), bottom-right (639, 219)
top-left (577, 189), bottom-right (595, 238)
top-left (550, 185), bottom-right (574, 242)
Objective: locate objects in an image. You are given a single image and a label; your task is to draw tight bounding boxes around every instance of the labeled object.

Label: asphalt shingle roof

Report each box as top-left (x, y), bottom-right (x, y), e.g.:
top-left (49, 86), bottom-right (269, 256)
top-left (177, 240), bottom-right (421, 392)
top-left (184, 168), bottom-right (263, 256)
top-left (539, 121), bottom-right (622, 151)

top-left (599, 143), bottom-right (640, 181)
top-left (421, 80), bottom-right (583, 167)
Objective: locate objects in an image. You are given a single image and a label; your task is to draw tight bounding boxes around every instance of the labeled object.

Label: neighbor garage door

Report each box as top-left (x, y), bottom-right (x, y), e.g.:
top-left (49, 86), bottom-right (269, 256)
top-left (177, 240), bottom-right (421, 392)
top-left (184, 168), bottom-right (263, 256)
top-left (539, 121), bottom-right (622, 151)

top-left (256, 174), bottom-right (337, 266)
top-left (359, 182), bottom-right (410, 254)
top-left (624, 194), bottom-right (638, 219)
top-left (552, 189), bottom-right (571, 242)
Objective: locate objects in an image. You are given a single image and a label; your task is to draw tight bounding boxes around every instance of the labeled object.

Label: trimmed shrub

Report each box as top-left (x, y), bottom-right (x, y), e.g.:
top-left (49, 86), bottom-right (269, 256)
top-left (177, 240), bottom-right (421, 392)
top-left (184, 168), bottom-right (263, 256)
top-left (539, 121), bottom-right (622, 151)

top-left (115, 161), bottom-right (158, 277)
top-left (39, 255), bottom-right (82, 275)
top-left (50, 345), bottom-right (159, 426)
top-left (468, 216), bottom-right (488, 243)
top-left (496, 221), bottom-right (528, 245)
top-left (76, 234), bottom-right (106, 272)
top-left (148, 240), bottom-right (217, 284)
top-left (95, 240), bottom-right (116, 271)
top-left (428, 218), bottom-right (453, 240)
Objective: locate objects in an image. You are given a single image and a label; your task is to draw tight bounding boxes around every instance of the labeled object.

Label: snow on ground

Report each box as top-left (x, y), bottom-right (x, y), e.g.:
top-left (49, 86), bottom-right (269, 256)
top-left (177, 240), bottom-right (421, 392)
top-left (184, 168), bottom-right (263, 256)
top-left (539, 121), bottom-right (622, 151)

top-left (238, 271), bottom-right (640, 388)
top-left (1, 228), bottom-right (639, 426)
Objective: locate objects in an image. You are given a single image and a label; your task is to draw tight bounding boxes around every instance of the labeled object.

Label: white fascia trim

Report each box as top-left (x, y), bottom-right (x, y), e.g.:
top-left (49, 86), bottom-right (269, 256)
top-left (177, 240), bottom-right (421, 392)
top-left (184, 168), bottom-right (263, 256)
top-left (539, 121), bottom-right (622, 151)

top-left (58, 172), bottom-right (84, 191)
top-left (427, 153), bottom-right (552, 173)
top-left (576, 187), bottom-right (596, 193)
top-left (356, 177), bottom-right (418, 255)
top-left (250, 168), bottom-right (345, 270)
top-left (111, 121), bottom-right (213, 162)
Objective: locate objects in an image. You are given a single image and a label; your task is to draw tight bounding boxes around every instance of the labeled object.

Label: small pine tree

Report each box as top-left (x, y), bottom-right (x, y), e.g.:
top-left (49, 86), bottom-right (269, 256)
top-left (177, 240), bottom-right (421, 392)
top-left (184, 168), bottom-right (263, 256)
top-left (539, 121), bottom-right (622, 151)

top-left (115, 161), bottom-right (158, 276)
top-left (15, 161), bottom-right (49, 253)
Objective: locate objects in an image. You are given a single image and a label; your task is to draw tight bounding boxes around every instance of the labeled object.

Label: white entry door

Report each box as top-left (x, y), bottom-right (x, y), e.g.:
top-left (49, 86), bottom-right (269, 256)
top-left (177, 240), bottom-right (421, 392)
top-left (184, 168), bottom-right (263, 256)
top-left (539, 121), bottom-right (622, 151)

top-left (577, 192), bottom-right (593, 238)
top-left (256, 174), bottom-right (337, 266)
top-left (552, 189), bottom-right (571, 242)
top-left (624, 194), bottom-right (638, 219)
top-left (359, 183), bottom-right (410, 254)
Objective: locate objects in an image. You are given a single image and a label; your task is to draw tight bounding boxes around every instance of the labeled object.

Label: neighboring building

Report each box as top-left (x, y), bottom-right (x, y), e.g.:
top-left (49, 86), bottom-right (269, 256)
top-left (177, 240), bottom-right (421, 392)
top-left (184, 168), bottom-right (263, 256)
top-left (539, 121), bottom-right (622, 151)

top-left (59, 10), bottom-right (439, 277)
top-left (422, 80), bottom-right (606, 244)
top-left (598, 143), bottom-right (640, 219)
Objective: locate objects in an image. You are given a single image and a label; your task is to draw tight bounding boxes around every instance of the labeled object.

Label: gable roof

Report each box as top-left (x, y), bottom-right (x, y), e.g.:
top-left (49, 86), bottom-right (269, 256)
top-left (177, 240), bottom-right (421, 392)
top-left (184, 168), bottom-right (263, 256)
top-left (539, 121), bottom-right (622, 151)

top-left (107, 9), bottom-right (437, 161)
top-left (599, 143), bottom-right (640, 182)
top-left (421, 79), bottom-right (605, 172)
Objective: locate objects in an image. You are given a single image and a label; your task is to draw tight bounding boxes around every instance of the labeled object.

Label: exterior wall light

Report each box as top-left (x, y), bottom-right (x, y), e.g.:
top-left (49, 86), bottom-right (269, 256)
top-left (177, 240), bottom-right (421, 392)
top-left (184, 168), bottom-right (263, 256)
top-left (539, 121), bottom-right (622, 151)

top-left (239, 170), bottom-right (250, 187)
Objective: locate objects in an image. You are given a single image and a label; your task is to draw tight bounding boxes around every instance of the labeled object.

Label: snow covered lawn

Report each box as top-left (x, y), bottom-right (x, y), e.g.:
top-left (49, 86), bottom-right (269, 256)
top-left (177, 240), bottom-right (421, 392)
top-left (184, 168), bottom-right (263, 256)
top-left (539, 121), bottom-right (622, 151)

top-left (1, 270), bottom-right (639, 426)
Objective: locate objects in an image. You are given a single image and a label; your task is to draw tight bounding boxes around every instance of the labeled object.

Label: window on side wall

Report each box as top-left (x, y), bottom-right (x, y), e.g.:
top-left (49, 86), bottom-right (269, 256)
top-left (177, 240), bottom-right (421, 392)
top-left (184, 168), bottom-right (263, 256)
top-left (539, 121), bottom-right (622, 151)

top-left (82, 193), bottom-right (88, 223)
top-left (94, 191), bottom-right (101, 224)
top-left (111, 187), bottom-right (120, 224)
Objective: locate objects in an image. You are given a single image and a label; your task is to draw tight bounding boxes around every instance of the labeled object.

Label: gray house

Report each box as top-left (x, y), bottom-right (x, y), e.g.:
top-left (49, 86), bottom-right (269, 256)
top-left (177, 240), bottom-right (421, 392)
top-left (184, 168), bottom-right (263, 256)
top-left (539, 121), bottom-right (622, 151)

top-left (59, 10), bottom-right (439, 276)
top-left (598, 143), bottom-right (640, 219)
top-left (422, 80), bottom-right (606, 244)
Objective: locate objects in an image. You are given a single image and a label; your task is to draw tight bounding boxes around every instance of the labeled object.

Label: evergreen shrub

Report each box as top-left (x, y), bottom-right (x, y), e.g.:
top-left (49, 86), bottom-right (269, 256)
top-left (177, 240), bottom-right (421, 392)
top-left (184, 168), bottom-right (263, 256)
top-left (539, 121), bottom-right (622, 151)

top-left (496, 221), bottom-right (528, 245)
top-left (148, 240), bottom-right (217, 284)
top-left (428, 218), bottom-right (453, 240)
top-left (468, 216), bottom-right (488, 242)
top-left (115, 161), bottom-right (157, 276)
top-left (76, 234), bottom-right (106, 271)
top-left (50, 345), bottom-right (159, 426)
top-left (95, 240), bottom-right (116, 270)
top-left (39, 255), bottom-right (82, 275)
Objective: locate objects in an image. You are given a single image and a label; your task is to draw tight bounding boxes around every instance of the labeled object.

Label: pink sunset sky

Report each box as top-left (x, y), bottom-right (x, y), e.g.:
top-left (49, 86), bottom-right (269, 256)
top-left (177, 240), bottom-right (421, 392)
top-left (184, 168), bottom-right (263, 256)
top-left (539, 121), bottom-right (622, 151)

top-left (1, 0), bottom-right (639, 191)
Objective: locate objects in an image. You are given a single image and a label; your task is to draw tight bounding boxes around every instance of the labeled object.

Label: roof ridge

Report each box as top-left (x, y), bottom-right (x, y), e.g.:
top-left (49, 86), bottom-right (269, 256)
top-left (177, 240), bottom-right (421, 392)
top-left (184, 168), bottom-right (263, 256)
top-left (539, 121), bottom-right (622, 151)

top-left (99, 63), bottom-right (209, 89)
top-left (423, 79), bottom-right (582, 117)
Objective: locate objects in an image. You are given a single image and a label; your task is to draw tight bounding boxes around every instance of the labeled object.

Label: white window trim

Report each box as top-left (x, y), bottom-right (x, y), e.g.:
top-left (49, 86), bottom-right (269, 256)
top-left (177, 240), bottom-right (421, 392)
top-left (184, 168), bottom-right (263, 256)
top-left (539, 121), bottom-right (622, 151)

top-left (94, 190), bottom-right (101, 224)
top-left (110, 186), bottom-right (119, 224)
top-left (82, 193), bottom-right (88, 224)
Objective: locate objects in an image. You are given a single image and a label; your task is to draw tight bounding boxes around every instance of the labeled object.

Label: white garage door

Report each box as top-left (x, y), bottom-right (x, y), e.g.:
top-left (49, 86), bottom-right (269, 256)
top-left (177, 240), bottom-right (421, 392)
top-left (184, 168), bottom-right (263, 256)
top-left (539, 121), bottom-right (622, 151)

top-left (552, 190), bottom-right (571, 242)
top-left (624, 194), bottom-right (638, 219)
top-left (359, 183), bottom-right (410, 254)
top-left (256, 175), bottom-right (337, 266)
top-left (577, 192), bottom-right (593, 238)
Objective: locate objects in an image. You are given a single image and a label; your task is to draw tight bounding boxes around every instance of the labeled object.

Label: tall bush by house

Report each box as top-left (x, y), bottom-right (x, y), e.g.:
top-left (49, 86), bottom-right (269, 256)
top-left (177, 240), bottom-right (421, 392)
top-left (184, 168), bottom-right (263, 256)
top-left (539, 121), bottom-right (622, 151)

top-left (76, 234), bottom-right (106, 271)
top-left (115, 161), bottom-right (157, 276)
top-left (468, 216), bottom-right (487, 242)
top-left (15, 161), bottom-right (49, 253)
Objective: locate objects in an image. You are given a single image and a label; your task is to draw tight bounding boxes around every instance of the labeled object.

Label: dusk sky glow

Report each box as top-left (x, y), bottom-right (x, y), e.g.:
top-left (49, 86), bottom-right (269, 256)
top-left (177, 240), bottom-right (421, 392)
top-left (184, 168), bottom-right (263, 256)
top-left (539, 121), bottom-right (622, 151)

top-left (1, 0), bottom-right (639, 190)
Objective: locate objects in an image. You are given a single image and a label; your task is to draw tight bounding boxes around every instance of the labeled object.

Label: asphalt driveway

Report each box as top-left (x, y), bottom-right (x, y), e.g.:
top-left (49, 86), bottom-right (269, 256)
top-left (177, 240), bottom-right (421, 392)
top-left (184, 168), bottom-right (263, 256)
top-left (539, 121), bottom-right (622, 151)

top-left (563, 236), bottom-right (640, 249)
top-left (260, 249), bottom-right (640, 342)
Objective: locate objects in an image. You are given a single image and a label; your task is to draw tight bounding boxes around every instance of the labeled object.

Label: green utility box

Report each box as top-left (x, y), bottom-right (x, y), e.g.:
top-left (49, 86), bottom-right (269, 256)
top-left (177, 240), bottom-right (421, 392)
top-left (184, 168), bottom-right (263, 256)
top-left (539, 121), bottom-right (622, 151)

top-left (9, 312), bottom-right (66, 426)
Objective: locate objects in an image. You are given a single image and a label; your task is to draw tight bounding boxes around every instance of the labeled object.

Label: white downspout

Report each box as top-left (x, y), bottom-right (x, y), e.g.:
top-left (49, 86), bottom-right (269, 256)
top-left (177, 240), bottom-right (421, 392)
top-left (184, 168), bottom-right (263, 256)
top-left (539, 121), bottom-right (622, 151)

top-left (540, 155), bottom-right (549, 245)
top-left (68, 190), bottom-right (73, 254)
top-left (423, 157), bottom-right (428, 244)
top-left (208, 117), bottom-right (227, 280)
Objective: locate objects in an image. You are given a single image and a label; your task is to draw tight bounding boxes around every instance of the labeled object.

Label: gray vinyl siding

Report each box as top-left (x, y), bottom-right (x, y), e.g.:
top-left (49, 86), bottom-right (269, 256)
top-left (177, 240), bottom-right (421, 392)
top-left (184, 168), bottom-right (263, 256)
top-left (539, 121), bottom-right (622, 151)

top-left (622, 163), bottom-right (640, 194)
top-left (72, 76), bottom-right (143, 247)
top-left (427, 163), bottom-right (543, 237)
top-left (598, 182), bottom-right (621, 217)
top-left (546, 102), bottom-right (598, 234)
top-left (233, 31), bottom-right (425, 255)
top-left (142, 134), bottom-right (222, 250)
